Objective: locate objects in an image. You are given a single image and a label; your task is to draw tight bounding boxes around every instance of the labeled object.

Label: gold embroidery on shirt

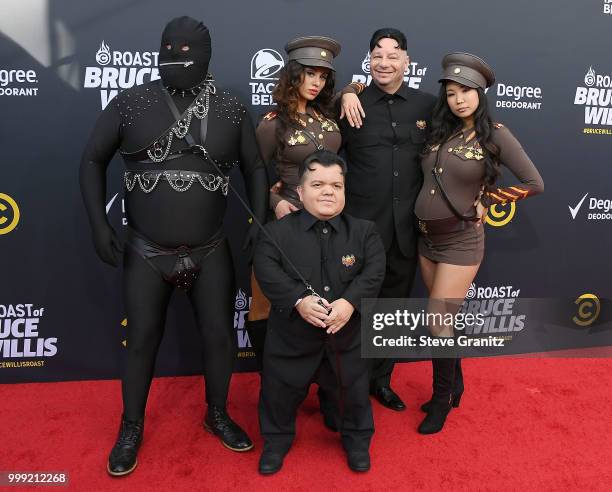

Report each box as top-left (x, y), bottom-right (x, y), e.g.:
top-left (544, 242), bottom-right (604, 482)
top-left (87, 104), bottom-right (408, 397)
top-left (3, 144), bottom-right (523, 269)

top-left (451, 141), bottom-right (484, 161)
top-left (287, 130), bottom-right (309, 146)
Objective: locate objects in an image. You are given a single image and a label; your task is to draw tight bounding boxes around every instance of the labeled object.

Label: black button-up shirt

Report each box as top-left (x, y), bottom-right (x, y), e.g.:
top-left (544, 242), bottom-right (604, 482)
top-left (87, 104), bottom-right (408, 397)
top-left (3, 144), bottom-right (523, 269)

top-left (340, 82), bottom-right (436, 255)
top-left (253, 210), bottom-right (386, 328)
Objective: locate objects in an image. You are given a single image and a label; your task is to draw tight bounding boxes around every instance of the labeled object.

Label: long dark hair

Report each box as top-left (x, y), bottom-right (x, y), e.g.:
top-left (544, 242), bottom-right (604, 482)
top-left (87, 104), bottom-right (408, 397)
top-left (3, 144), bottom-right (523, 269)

top-left (272, 60), bottom-right (336, 158)
top-left (427, 83), bottom-right (500, 193)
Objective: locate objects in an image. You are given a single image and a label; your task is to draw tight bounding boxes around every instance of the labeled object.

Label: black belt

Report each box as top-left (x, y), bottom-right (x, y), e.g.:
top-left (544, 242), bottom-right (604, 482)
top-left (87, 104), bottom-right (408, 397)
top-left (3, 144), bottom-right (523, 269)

top-left (416, 215), bottom-right (474, 235)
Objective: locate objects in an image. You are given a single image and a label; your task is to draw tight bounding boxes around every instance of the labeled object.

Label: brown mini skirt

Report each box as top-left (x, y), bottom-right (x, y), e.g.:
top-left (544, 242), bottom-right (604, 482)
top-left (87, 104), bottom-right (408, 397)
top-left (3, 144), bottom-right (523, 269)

top-left (418, 221), bottom-right (484, 266)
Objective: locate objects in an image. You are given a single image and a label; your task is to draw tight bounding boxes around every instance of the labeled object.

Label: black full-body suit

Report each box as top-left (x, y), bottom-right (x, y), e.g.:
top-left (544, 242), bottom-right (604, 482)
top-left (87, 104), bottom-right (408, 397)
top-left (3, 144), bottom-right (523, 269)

top-left (79, 18), bottom-right (267, 421)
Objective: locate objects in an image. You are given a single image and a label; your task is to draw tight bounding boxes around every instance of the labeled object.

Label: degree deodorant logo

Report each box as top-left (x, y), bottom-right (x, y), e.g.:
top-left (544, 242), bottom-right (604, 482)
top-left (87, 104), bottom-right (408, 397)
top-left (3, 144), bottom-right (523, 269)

top-left (249, 48), bottom-right (284, 106)
top-left (83, 40), bottom-right (160, 110)
top-left (485, 202), bottom-right (516, 227)
top-left (0, 69), bottom-right (39, 97)
top-left (490, 81), bottom-right (543, 111)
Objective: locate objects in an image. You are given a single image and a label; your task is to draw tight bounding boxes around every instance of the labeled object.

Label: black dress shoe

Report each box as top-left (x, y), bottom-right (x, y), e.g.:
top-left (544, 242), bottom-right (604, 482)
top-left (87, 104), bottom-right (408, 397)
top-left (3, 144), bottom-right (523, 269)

top-left (371, 386), bottom-right (406, 411)
top-left (347, 452), bottom-right (370, 472)
top-left (107, 416), bottom-right (144, 477)
top-left (258, 451), bottom-right (284, 475)
top-left (204, 405), bottom-right (254, 452)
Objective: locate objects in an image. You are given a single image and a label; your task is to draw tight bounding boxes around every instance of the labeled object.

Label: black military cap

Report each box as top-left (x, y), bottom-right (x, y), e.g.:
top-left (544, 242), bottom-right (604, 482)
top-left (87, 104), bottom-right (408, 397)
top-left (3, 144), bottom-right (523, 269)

top-left (439, 52), bottom-right (495, 89)
top-left (285, 36), bottom-right (341, 71)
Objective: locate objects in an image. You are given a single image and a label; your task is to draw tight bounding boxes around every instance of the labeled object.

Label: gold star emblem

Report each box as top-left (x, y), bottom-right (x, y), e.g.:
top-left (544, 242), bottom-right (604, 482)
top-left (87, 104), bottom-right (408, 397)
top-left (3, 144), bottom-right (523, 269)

top-left (321, 51), bottom-right (327, 57)
top-left (454, 67), bottom-right (461, 74)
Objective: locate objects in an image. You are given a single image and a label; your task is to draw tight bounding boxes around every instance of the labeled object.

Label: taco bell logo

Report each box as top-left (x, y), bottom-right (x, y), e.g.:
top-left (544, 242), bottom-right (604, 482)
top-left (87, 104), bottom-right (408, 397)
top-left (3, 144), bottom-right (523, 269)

top-left (251, 49), bottom-right (284, 80)
top-left (249, 49), bottom-right (284, 106)
top-left (96, 41), bottom-right (111, 66)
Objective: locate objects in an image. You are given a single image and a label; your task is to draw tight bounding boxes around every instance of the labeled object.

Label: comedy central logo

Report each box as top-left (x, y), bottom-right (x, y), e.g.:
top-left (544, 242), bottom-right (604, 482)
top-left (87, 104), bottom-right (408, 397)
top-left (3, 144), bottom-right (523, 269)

top-left (485, 202), bottom-right (516, 227)
top-left (84, 40), bottom-right (160, 110)
top-left (0, 193), bottom-right (20, 235)
top-left (573, 293), bottom-right (600, 327)
top-left (351, 52), bottom-right (428, 89)
top-left (574, 66), bottom-right (612, 133)
top-left (249, 49), bottom-right (284, 106)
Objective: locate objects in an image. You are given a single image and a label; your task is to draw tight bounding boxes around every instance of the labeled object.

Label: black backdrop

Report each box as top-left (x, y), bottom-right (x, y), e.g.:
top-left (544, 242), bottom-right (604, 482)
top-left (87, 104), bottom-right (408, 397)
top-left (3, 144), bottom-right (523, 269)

top-left (1, 0), bottom-right (611, 383)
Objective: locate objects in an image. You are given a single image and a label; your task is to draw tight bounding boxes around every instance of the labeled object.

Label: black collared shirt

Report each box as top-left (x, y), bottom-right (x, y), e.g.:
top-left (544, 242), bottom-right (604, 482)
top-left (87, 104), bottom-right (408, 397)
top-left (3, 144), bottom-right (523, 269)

top-left (340, 82), bottom-right (436, 254)
top-left (253, 209), bottom-right (386, 320)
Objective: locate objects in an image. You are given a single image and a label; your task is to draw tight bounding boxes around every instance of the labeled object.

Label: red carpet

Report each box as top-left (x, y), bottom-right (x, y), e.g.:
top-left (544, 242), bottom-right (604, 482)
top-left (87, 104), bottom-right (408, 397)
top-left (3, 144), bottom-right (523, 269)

top-left (2, 358), bottom-right (612, 491)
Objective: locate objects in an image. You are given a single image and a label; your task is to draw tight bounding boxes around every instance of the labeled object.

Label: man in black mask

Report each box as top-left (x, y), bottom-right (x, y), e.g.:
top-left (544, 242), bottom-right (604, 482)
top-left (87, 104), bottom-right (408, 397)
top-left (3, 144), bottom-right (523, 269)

top-left (80, 16), bottom-right (268, 476)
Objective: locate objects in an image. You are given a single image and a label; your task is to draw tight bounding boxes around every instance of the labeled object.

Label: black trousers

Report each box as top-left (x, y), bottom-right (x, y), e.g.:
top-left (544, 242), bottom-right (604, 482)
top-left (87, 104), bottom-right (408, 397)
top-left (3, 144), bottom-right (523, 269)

top-left (121, 239), bottom-right (236, 420)
top-left (259, 324), bottom-right (373, 456)
top-left (370, 234), bottom-right (417, 390)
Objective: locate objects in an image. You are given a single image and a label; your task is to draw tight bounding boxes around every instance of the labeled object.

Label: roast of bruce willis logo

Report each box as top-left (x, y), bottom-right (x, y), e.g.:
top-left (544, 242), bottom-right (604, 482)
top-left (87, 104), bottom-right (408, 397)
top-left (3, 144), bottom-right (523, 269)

top-left (574, 66), bottom-right (612, 129)
top-left (0, 304), bottom-right (57, 360)
top-left (461, 283), bottom-right (525, 334)
top-left (234, 289), bottom-right (253, 351)
top-left (83, 40), bottom-right (160, 110)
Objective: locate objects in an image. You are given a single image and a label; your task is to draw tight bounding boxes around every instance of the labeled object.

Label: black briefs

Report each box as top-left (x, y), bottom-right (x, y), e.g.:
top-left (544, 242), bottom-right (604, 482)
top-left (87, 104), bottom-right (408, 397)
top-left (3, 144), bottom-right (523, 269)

top-left (127, 228), bottom-right (224, 290)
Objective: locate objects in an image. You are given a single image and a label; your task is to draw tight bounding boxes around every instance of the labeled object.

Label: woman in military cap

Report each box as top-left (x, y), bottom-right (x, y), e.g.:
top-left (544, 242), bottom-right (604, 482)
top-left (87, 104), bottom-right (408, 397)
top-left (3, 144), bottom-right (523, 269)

top-left (248, 37), bottom-right (358, 346)
top-left (414, 52), bottom-right (544, 434)
top-left (257, 36), bottom-right (343, 220)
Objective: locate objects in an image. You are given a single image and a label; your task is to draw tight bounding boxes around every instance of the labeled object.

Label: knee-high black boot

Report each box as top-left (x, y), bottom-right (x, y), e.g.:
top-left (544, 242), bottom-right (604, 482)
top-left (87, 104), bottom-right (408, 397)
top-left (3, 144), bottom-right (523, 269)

top-left (418, 357), bottom-right (457, 434)
top-left (420, 358), bottom-right (463, 413)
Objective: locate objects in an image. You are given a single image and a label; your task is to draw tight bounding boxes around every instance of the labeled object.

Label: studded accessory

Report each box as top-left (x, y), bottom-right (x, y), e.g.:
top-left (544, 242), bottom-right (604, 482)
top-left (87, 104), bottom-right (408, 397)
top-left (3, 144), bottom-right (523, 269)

top-left (164, 72), bottom-right (215, 97)
top-left (146, 78), bottom-right (216, 163)
top-left (124, 170), bottom-right (228, 195)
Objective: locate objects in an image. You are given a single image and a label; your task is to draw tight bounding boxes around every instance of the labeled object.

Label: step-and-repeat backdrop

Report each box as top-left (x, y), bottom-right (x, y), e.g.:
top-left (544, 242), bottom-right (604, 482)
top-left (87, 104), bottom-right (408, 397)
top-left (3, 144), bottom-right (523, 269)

top-left (1, 1), bottom-right (611, 383)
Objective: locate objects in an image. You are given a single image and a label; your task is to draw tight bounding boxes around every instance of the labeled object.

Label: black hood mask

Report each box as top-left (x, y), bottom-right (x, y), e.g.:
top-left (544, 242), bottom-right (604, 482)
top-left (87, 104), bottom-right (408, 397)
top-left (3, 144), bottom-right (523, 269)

top-left (159, 16), bottom-right (211, 92)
